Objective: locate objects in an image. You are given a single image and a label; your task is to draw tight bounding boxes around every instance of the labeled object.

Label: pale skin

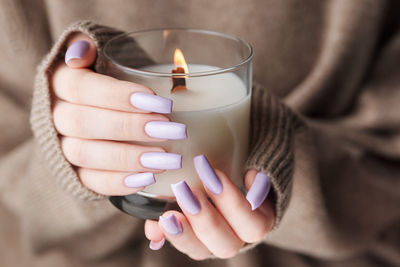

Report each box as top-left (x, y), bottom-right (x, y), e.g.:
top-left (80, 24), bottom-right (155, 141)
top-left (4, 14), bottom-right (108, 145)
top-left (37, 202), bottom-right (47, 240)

top-left (52, 33), bottom-right (275, 260)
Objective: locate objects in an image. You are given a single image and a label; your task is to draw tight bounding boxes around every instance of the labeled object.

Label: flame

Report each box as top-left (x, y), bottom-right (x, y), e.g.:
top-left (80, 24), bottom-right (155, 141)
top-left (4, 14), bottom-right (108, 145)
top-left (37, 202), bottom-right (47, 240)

top-left (173, 49), bottom-right (189, 73)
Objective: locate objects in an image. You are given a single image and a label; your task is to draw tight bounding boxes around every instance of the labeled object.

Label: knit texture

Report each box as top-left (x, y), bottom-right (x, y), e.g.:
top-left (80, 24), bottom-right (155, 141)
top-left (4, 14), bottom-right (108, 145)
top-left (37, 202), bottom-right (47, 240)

top-left (247, 83), bottom-right (303, 226)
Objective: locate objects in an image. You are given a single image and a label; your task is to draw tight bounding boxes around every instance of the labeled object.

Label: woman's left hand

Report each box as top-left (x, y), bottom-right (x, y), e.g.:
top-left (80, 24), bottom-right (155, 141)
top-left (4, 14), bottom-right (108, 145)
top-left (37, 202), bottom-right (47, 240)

top-left (144, 155), bottom-right (275, 260)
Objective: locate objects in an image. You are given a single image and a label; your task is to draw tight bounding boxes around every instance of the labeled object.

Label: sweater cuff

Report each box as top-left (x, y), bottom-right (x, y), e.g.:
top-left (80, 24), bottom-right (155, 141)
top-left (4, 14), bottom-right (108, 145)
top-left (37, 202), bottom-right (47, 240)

top-left (246, 83), bottom-right (303, 227)
top-left (30, 21), bottom-right (124, 200)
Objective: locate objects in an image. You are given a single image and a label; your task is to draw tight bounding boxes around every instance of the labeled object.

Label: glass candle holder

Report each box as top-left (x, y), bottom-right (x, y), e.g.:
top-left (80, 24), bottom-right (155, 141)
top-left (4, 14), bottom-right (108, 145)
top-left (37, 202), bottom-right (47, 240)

top-left (103, 28), bottom-right (253, 219)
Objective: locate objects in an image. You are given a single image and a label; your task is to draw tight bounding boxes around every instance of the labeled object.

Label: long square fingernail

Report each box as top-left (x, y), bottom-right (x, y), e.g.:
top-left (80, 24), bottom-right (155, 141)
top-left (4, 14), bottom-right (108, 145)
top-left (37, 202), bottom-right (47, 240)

top-left (145, 121), bottom-right (187, 140)
top-left (140, 152), bottom-right (182, 170)
top-left (124, 172), bottom-right (155, 188)
top-left (65, 40), bottom-right (89, 64)
top-left (130, 92), bottom-right (172, 114)
top-left (246, 171), bottom-right (271, 210)
top-left (193, 154), bottom-right (222, 195)
top-left (159, 214), bottom-right (182, 236)
top-left (171, 181), bottom-right (201, 215)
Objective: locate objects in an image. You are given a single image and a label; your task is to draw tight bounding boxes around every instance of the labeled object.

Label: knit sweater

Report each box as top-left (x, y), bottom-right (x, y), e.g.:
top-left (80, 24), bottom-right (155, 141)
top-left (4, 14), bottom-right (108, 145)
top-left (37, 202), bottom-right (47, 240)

top-left (1, 0), bottom-right (400, 266)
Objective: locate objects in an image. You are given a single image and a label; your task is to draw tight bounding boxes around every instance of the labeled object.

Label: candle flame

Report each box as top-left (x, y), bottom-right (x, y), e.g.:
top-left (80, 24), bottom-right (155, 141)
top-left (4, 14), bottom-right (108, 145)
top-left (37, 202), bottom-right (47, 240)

top-left (173, 49), bottom-right (189, 73)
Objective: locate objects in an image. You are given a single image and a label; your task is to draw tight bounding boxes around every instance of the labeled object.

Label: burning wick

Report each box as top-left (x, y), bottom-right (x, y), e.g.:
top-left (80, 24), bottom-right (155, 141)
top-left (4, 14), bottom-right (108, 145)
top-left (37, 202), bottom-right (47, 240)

top-left (171, 49), bottom-right (188, 93)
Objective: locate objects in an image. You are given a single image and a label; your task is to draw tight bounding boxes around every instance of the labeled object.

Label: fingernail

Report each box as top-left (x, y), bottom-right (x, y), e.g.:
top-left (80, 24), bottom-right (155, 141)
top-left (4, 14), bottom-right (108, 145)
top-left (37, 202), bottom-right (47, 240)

top-left (65, 40), bottom-right (90, 64)
top-left (171, 181), bottom-right (201, 215)
top-left (145, 121), bottom-right (187, 140)
top-left (124, 172), bottom-right (155, 188)
top-left (140, 152), bottom-right (182, 170)
top-left (130, 92), bottom-right (173, 114)
top-left (149, 238), bottom-right (165, 250)
top-left (246, 172), bottom-right (271, 211)
top-left (193, 154), bottom-right (222, 195)
top-left (159, 214), bottom-right (182, 236)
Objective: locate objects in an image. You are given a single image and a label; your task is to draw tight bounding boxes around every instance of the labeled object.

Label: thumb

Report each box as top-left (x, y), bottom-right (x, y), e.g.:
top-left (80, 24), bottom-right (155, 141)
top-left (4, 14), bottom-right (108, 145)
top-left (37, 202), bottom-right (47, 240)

top-left (65, 33), bottom-right (97, 68)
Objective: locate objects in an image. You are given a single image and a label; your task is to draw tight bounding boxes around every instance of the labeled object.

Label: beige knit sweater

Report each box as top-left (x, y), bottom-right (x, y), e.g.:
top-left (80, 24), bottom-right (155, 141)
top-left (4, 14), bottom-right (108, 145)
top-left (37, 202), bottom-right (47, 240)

top-left (1, 0), bottom-right (400, 266)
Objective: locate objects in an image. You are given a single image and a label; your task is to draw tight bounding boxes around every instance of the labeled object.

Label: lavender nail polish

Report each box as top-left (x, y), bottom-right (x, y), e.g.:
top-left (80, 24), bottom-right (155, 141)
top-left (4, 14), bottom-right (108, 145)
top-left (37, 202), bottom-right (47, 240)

top-left (193, 154), bottom-right (222, 195)
top-left (140, 152), bottom-right (182, 170)
top-left (130, 92), bottom-right (173, 114)
top-left (159, 214), bottom-right (182, 236)
top-left (145, 121), bottom-right (187, 140)
top-left (124, 172), bottom-right (155, 188)
top-left (149, 238), bottom-right (165, 250)
top-left (171, 181), bottom-right (201, 215)
top-left (65, 40), bottom-right (89, 64)
top-left (246, 172), bottom-right (271, 211)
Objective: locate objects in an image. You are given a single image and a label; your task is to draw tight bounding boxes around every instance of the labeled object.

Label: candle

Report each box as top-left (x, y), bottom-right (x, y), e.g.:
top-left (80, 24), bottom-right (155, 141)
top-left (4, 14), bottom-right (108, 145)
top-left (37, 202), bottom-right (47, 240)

top-left (120, 63), bottom-right (251, 197)
top-left (103, 28), bottom-right (253, 218)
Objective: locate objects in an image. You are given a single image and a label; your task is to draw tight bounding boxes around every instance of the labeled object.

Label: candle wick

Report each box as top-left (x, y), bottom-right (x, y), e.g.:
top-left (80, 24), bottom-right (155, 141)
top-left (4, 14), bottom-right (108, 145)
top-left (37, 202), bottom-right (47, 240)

top-left (171, 67), bottom-right (187, 93)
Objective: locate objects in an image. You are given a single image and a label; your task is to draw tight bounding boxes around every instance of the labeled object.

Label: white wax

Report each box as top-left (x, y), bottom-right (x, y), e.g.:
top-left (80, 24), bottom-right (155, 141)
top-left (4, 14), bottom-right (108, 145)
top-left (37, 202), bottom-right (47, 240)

top-left (140, 65), bottom-right (247, 111)
top-left (112, 64), bottom-right (251, 197)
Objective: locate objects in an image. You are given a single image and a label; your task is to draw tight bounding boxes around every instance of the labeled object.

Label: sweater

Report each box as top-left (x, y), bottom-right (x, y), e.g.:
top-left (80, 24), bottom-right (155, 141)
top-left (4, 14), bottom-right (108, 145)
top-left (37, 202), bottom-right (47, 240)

top-left (0, 0), bottom-right (399, 266)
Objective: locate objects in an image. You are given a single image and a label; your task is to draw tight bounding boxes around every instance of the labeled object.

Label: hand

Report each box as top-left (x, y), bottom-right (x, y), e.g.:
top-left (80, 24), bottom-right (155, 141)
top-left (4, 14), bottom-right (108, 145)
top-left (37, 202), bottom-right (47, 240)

top-left (51, 33), bottom-right (186, 196)
top-left (145, 155), bottom-right (275, 260)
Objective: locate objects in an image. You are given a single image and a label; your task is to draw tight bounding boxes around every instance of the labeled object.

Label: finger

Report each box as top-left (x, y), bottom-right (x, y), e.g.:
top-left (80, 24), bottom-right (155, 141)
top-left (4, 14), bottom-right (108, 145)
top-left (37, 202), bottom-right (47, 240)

top-left (145, 220), bottom-right (165, 241)
top-left (145, 220), bottom-right (166, 251)
top-left (61, 136), bottom-right (182, 172)
top-left (78, 168), bottom-right (158, 196)
top-left (53, 100), bottom-right (186, 141)
top-left (171, 181), bottom-right (244, 259)
top-left (157, 211), bottom-right (211, 260)
top-left (210, 169), bottom-right (274, 242)
top-left (52, 64), bottom-right (171, 113)
top-left (193, 155), bottom-right (274, 243)
top-left (65, 33), bottom-right (97, 68)
top-left (244, 169), bottom-right (275, 219)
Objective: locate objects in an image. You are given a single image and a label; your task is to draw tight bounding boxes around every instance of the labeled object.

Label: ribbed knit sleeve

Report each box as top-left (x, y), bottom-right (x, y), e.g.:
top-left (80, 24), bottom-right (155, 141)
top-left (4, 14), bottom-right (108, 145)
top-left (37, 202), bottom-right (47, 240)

top-left (246, 83), bottom-right (304, 227)
top-left (30, 21), bottom-right (124, 200)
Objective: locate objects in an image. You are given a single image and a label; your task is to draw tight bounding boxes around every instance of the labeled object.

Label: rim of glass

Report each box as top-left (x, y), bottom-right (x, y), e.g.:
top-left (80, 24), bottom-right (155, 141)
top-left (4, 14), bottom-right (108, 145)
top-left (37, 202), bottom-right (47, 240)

top-left (103, 28), bottom-right (253, 78)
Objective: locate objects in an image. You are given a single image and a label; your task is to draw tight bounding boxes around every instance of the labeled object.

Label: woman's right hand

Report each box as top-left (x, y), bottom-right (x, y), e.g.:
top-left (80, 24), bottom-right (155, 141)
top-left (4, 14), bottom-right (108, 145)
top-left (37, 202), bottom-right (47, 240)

top-left (51, 34), bottom-right (186, 196)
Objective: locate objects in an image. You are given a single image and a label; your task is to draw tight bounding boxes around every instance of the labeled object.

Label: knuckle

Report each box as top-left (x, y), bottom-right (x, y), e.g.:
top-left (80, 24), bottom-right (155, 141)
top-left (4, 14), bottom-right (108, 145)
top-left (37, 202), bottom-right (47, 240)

top-left (240, 223), bottom-right (269, 243)
top-left (79, 169), bottom-right (106, 194)
top-left (69, 69), bottom-right (90, 102)
top-left (118, 115), bottom-right (134, 139)
top-left (67, 106), bottom-right (85, 136)
top-left (104, 173), bottom-right (123, 195)
top-left (66, 70), bottom-right (79, 97)
top-left (215, 247), bottom-right (240, 259)
top-left (63, 138), bottom-right (86, 166)
top-left (54, 102), bottom-right (84, 136)
top-left (52, 64), bottom-right (68, 93)
top-left (242, 224), bottom-right (269, 243)
top-left (189, 253), bottom-right (211, 261)
top-left (52, 101), bottom-right (65, 133)
top-left (113, 146), bottom-right (130, 170)
top-left (77, 168), bottom-right (94, 189)
top-left (195, 215), bottom-right (220, 234)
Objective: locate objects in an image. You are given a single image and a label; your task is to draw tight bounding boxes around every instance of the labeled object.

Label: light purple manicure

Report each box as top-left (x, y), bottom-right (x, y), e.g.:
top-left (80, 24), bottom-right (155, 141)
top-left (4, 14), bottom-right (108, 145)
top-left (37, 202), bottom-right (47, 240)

top-left (124, 172), bottom-right (155, 188)
top-left (140, 152), bottom-right (182, 170)
top-left (193, 154), bottom-right (223, 195)
top-left (149, 238), bottom-right (165, 250)
top-left (145, 121), bottom-right (187, 140)
top-left (171, 181), bottom-right (201, 215)
top-left (246, 172), bottom-right (271, 211)
top-left (130, 92), bottom-right (172, 114)
top-left (65, 40), bottom-right (90, 64)
top-left (159, 214), bottom-right (182, 236)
